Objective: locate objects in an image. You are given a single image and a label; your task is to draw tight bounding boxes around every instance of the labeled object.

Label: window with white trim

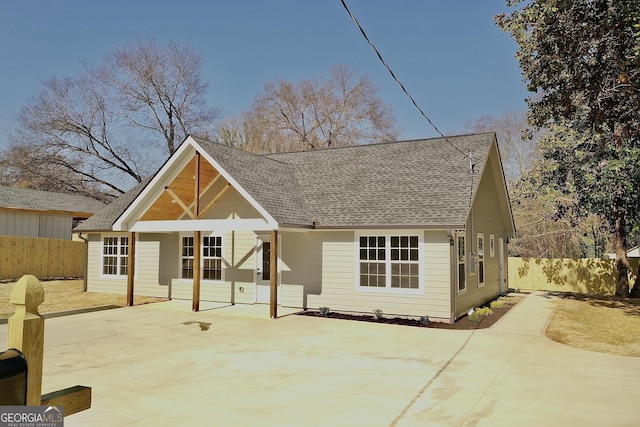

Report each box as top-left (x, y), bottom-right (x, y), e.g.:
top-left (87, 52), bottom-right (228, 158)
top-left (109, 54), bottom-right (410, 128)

top-left (181, 236), bottom-right (194, 279)
top-left (457, 233), bottom-right (466, 292)
top-left (477, 233), bottom-right (485, 287)
top-left (180, 234), bottom-right (224, 281)
top-left (358, 233), bottom-right (422, 291)
top-left (203, 236), bottom-right (223, 280)
top-left (102, 236), bottom-right (128, 276)
top-left (489, 234), bottom-right (495, 257)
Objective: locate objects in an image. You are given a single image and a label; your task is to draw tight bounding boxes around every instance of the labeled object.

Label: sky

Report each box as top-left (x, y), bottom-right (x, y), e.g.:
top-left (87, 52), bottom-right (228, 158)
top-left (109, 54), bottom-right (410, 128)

top-left (0, 0), bottom-right (529, 150)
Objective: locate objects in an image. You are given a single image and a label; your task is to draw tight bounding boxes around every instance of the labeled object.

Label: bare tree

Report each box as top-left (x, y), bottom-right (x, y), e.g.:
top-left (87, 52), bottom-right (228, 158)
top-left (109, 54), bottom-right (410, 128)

top-left (464, 111), bottom-right (542, 184)
top-left (221, 65), bottom-right (399, 153)
top-left (2, 40), bottom-right (220, 200)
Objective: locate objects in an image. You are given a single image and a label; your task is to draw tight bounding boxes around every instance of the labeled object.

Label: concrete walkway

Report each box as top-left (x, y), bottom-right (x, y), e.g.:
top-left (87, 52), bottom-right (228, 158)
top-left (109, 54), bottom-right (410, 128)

top-left (1, 293), bottom-right (639, 426)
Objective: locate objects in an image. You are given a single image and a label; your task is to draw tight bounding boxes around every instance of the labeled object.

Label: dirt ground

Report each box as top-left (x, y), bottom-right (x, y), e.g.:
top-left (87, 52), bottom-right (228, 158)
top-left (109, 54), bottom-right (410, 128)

top-left (299, 292), bottom-right (526, 329)
top-left (0, 278), bottom-right (166, 318)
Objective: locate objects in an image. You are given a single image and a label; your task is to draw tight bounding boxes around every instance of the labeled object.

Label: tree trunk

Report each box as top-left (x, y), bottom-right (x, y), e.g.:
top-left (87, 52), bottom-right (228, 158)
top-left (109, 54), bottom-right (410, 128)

top-left (613, 207), bottom-right (630, 297)
top-left (631, 263), bottom-right (640, 298)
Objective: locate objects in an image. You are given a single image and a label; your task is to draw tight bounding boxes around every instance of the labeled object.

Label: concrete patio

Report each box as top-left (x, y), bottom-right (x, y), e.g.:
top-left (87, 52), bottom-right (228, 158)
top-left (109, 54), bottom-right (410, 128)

top-left (1, 293), bottom-right (639, 426)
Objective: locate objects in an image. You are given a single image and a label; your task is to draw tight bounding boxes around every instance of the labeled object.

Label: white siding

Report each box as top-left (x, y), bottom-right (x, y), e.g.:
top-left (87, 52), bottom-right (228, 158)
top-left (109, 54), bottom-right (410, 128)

top-left (281, 230), bottom-right (452, 320)
top-left (86, 233), bottom-right (127, 294)
top-left (171, 230), bottom-right (257, 304)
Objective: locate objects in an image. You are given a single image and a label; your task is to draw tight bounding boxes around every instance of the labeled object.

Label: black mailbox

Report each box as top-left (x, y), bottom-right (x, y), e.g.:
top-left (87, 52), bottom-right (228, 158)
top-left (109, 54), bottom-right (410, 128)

top-left (0, 348), bottom-right (28, 405)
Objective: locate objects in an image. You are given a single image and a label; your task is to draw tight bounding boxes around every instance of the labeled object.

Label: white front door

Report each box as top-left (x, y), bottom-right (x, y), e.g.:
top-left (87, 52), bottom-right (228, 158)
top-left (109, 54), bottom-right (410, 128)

top-left (256, 237), bottom-right (272, 303)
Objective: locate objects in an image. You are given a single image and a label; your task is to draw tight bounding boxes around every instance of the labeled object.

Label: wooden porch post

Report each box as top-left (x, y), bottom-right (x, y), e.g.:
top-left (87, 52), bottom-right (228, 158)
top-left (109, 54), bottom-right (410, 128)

top-left (270, 230), bottom-right (278, 319)
top-left (192, 230), bottom-right (201, 312)
top-left (126, 232), bottom-right (136, 307)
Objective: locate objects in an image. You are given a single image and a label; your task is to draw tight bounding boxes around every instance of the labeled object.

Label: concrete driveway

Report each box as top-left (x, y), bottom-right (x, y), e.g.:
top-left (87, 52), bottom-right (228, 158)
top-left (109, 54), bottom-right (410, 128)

top-left (1, 293), bottom-right (639, 426)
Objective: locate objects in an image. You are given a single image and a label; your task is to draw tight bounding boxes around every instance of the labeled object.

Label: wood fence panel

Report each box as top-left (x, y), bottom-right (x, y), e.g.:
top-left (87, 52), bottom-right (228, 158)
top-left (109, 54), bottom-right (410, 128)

top-left (508, 257), bottom-right (639, 295)
top-left (0, 236), bottom-right (86, 280)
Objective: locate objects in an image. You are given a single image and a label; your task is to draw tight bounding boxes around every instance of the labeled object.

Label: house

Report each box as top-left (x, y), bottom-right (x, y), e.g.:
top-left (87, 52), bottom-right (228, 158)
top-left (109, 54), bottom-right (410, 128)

top-left (0, 185), bottom-right (106, 240)
top-left (607, 246), bottom-right (640, 259)
top-left (75, 133), bottom-right (515, 322)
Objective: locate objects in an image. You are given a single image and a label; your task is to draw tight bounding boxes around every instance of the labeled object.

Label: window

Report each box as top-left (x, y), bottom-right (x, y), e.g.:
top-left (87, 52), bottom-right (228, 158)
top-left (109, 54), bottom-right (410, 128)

top-left (390, 236), bottom-right (419, 289)
top-left (358, 233), bottom-right (421, 292)
top-left (103, 236), bottom-right (128, 276)
top-left (477, 233), bottom-right (485, 287)
top-left (203, 236), bottom-right (222, 280)
top-left (180, 234), bottom-right (224, 281)
top-left (457, 233), bottom-right (466, 292)
top-left (181, 236), bottom-right (194, 279)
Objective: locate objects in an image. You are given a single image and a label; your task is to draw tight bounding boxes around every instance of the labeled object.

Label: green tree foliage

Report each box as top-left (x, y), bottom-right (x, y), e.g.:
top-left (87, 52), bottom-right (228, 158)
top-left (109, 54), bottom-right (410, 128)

top-left (497, 0), bottom-right (640, 295)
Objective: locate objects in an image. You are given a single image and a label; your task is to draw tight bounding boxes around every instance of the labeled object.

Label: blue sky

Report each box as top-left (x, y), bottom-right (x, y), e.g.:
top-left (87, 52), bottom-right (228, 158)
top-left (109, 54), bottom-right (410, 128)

top-left (0, 0), bottom-right (528, 149)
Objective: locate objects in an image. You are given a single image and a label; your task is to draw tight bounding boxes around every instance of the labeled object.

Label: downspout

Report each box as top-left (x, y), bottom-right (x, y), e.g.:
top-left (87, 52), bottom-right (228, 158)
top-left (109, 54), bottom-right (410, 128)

top-left (78, 232), bottom-right (89, 292)
top-left (448, 229), bottom-right (456, 323)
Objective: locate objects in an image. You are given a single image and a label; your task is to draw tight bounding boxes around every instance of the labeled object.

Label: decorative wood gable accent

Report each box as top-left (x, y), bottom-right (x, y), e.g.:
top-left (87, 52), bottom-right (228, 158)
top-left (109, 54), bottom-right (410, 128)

top-left (140, 153), bottom-right (224, 221)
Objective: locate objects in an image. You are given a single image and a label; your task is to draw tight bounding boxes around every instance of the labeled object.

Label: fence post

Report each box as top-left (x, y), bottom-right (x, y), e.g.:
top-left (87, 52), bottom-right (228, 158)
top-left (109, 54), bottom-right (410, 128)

top-left (7, 275), bottom-right (45, 406)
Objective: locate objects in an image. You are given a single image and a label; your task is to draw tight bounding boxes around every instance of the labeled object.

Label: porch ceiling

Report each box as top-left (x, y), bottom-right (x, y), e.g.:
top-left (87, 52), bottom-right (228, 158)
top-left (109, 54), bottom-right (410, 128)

top-left (140, 155), bottom-right (219, 221)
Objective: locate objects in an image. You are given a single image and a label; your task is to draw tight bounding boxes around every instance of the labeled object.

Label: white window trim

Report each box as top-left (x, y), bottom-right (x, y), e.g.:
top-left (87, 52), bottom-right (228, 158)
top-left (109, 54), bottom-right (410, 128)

top-left (456, 231), bottom-right (467, 294)
top-left (489, 234), bottom-right (495, 257)
top-left (177, 232), bottom-right (225, 284)
top-left (354, 230), bottom-right (424, 295)
top-left (477, 233), bottom-right (485, 288)
top-left (99, 234), bottom-right (132, 279)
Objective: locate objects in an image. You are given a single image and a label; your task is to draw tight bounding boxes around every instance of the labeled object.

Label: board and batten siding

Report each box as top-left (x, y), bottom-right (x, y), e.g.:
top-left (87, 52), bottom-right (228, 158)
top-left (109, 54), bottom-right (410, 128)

top-left (282, 230), bottom-right (451, 320)
top-left (1, 211), bottom-right (71, 239)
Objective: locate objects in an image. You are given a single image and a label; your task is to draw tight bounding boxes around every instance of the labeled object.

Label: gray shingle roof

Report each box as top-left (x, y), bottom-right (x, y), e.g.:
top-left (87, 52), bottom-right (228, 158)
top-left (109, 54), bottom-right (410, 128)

top-left (265, 133), bottom-right (493, 227)
top-left (193, 137), bottom-right (311, 225)
top-left (75, 133), bottom-right (499, 231)
top-left (74, 179), bottom-right (150, 231)
top-left (0, 185), bottom-right (106, 216)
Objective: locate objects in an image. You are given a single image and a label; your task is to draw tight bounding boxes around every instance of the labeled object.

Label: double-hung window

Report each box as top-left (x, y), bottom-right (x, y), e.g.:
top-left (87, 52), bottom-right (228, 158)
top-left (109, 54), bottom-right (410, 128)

top-left (180, 234), bottom-right (224, 281)
top-left (358, 233), bottom-right (422, 292)
top-left (457, 233), bottom-right (466, 292)
top-left (477, 233), bottom-right (485, 287)
top-left (102, 236), bottom-right (128, 276)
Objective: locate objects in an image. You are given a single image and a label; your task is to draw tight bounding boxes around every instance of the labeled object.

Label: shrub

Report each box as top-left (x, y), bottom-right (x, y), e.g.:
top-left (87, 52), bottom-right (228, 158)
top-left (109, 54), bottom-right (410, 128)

top-left (468, 306), bottom-right (493, 323)
top-left (319, 306), bottom-right (331, 316)
top-left (419, 315), bottom-right (430, 325)
top-left (490, 299), bottom-right (505, 310)
top-left (373, 308), bottom-right (384, 321)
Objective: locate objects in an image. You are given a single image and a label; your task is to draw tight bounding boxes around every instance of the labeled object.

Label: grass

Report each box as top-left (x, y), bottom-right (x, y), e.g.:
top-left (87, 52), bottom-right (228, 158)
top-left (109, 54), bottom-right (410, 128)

top-left (546, 293), bottom-right (640, 357)
top-left (1, 279), bottom-right (166, 319)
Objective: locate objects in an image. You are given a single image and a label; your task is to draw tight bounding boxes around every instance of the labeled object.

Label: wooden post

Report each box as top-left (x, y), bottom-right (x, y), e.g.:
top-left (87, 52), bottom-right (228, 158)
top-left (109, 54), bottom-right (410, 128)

top-left (270, 230), bottom-right (278, 319)
top-left (8, 275), bottom-right (45, 406)
top-left (192, 230), bottom-right (201, 312)
top-left (126, 232), bottom-right (136, 307)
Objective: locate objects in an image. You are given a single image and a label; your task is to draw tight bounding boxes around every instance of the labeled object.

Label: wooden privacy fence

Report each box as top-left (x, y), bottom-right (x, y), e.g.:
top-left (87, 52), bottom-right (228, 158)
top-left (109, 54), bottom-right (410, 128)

top-left (508, 257), bottom-right (639, 295)
top-left (0, 236), bottom-right (86, 280)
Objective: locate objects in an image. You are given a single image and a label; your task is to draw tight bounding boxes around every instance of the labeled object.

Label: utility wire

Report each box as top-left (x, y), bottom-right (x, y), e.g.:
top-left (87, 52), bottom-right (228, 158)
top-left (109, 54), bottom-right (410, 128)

top-left (340, 0), bottom-right (470, 160)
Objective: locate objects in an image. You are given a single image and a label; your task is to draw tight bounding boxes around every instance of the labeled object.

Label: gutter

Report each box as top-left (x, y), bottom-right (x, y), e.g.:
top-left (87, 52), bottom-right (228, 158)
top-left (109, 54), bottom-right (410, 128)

top-left (78, 232), bottom-right (89, 292)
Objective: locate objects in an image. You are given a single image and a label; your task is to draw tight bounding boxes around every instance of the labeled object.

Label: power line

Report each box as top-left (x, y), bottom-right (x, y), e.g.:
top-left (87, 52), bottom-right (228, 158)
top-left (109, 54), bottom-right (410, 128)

top-left (340, 0), bottom-right (470, 160)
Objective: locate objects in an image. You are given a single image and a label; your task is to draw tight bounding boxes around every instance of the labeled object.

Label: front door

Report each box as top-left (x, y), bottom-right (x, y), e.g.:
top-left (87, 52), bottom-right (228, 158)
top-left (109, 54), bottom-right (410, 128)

top-left (256, 237), bottom-right (272, 303)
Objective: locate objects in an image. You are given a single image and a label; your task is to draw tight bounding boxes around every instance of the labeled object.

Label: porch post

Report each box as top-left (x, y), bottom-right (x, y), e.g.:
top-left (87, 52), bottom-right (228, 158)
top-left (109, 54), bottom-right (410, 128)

top-left (126, 232), bottom-right (136, 307)
top-left (270, 229), bottom-right (278, 319)
top-left (192, 230), bottom-right (201, 312)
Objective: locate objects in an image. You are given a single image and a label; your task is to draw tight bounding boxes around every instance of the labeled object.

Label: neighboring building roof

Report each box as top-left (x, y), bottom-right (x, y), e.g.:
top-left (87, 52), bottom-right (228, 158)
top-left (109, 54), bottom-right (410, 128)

top-left (0, 185), bottom-right (106, 217)
top-left (76, 132), bottom-right (511, 231)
